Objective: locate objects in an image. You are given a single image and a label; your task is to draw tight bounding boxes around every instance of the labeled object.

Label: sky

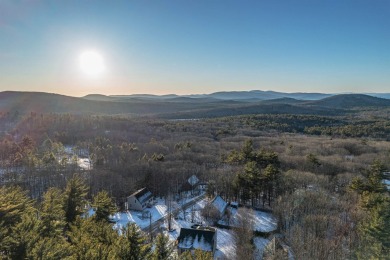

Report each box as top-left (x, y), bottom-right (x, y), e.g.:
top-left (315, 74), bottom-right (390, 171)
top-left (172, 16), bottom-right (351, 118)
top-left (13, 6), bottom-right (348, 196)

top-left (0, 0), bottom-right (389, 97)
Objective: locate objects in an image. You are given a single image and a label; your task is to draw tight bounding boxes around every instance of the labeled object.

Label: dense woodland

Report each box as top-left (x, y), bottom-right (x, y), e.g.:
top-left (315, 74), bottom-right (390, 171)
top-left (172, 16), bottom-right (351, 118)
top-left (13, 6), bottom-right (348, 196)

top-left (1, 104), bottom-right (389, 259)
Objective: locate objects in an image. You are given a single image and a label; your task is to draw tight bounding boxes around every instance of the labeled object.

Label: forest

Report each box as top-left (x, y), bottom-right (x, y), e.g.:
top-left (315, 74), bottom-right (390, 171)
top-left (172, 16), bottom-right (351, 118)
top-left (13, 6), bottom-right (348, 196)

top-left (0, 99), bottom-right (389, 259)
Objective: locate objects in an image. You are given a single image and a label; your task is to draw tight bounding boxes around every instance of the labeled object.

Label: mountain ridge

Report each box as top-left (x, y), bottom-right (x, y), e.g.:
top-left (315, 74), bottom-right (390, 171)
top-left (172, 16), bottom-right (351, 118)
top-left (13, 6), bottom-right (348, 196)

top-left (1, 91), bottom-right (390, 118)
top-left (83, 90), bottom-right (390, 102)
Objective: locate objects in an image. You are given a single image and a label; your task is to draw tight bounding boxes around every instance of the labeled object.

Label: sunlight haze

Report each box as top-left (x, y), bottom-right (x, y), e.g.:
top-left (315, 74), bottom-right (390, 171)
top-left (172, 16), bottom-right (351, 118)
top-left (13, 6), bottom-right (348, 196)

top-left (0, 0), bottom-right (389, 97)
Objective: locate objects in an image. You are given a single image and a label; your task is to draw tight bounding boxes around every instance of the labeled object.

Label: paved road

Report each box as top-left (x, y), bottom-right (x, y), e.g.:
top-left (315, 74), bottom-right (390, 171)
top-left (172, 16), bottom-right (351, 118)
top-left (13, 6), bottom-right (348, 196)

top-left (141, 193), bottom-right (206, 234)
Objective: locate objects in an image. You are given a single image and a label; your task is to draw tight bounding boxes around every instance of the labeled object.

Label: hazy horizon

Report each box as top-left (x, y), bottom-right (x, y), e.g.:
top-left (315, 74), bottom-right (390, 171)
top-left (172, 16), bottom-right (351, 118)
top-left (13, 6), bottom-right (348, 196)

top-left (1, 89), bottom-right (390, 99)
top-left (1, 0), bottom-right (389, 96)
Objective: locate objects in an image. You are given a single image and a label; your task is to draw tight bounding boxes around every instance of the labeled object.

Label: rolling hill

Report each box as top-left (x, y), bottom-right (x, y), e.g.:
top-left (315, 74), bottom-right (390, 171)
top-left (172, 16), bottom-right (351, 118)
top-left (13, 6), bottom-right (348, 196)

top-left (305, 94), bottom-right (390, 109)
top-left (1, 91), bottom-right (390, 119)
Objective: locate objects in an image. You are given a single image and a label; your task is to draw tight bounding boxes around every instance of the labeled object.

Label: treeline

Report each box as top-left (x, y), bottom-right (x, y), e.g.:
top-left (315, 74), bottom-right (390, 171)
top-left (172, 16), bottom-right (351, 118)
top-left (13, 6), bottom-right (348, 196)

top-left (273, 160), bottom-right (390, 259)
top-left (0, 175), bottom-right (212, 260)
top-left (2, 112), bottom-right (389, 203)
top-left (5, 112), bottom-right (390, 146)
top-left (305, 120), bottom-right (390, 139)
top-left (214, 139), bottom-right (281, 207)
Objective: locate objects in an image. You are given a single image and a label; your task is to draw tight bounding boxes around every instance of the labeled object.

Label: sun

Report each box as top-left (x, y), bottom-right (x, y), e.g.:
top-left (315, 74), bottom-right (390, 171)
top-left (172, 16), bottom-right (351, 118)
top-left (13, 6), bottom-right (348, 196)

top-left (79, 50), bottom-right (105, 76)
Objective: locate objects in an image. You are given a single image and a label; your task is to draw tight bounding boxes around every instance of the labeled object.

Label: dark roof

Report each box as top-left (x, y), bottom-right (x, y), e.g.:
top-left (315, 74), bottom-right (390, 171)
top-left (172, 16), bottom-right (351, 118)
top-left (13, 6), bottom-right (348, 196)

top-left (177, 227), bottom-right (216, 252)
top-left (129, 188), bottom-right (153, 204)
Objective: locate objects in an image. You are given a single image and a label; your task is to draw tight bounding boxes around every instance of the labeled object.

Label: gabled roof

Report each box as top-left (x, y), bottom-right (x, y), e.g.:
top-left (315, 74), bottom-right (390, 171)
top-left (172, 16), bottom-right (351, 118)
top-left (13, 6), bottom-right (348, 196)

top-left (211, 195), bottom-right (228, 215)
top-left (188, 174), bottom-right (199, 186)
top-left (177, 227), bottom-right (216, 252)
top-left (129, 188), bottom-right (153, 204)
top-left (179, 175), bottom-right (200, 192)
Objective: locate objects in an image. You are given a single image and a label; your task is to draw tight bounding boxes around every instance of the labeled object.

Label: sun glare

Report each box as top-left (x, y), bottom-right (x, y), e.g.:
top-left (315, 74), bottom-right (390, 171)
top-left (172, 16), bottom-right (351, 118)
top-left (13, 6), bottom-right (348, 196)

top-left (79, 50), bottom-right (105, 76)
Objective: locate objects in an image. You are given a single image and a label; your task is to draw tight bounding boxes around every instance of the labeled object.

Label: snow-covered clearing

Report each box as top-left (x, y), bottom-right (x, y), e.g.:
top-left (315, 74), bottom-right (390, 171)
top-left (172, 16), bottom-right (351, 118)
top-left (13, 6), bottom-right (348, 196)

top-left (218, 207), bottom-right (278, 232)
top-left (64, 145), bottom-right (92, 170)
top-left (252, 210), bottom-right (278, 232)
top-left (109, 193), bottom-right (206, 232)
top-left (112, 203), bottom-right (168, 230)
top-left (254, 237), bottom-right (270, 259)
top-left (215, 228), bottom-right (236, 259)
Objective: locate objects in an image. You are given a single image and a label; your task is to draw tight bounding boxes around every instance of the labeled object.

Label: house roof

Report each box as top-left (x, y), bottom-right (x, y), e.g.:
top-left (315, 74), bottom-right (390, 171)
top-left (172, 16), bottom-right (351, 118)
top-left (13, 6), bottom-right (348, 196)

top-left (129, 188), bottom-right (153, 204)
top-left (188, 174), bottom-right (199, 186)
top-left (211, 195), bottom-right (228, 215)
top-left (179, 175), bottom-right (200, 192)
top-left (177, 227), bottom-right (216, 252)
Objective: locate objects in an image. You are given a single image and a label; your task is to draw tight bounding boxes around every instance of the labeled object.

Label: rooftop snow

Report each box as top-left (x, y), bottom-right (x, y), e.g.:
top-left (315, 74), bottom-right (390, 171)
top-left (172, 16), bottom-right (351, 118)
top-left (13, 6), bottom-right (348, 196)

top-left (211, 196), bottom-right (228, 215)
top-left (188, 175), bottom-right (199, 186)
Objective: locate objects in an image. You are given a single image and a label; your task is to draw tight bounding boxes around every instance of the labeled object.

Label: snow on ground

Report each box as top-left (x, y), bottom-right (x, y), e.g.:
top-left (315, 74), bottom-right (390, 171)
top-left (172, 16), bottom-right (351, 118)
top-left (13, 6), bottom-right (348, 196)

top-left (215, 228), bottom-right (236, 259)
top-left (78, 158), bottom-right (92, 170)
top-left (109, 194), bottom-right (206, 232)
top-left (164, 202), bottom-right (236, 260)
top-left (382, 179), bottom-right (390, 191)
top-left (112, 199), bottom-right (168, 230)
top-left (163, 198), bottom-right (275, 260)
top-left (218, 207), bottom-right (278, 232)
top-left (89, 194), bottom-right (277, 259)
top-left (254, 237), bottom-right (270, 259)
top-left (64, 145), bottom-right (92, 170)
top-left (252, 210), bottom-right (278, 232)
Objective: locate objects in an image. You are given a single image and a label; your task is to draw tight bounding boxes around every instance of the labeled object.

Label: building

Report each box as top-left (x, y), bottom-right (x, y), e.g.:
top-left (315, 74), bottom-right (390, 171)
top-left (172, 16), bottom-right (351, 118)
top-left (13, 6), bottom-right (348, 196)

top-left (127, 187), bottom-right (153, 211)
top-left (179, 174), bottom-right (200, 194)
top-left (177, 226), bottom-right (217, 256)
top-left (210, 195), bottom-right (228, 219)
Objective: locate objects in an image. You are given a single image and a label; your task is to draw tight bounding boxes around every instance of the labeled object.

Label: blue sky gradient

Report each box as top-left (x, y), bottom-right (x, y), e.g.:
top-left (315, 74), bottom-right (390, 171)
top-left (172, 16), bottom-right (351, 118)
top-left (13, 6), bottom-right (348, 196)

top-left (0, 0), bottom-right (389, 96)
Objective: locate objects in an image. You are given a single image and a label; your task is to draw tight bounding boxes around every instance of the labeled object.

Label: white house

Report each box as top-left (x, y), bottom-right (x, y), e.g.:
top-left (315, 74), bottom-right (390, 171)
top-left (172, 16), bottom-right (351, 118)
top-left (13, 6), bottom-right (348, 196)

top-left (127, 187), bottom-right (153, 211)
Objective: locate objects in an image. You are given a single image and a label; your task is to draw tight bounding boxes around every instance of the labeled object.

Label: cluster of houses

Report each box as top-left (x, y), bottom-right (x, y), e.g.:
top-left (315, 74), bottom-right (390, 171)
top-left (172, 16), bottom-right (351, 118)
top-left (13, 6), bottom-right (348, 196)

top-left (125, 175), bottom-right (225, 256)
top-left (126, 174), bottom-right (207, 212)
top-left (124, 176), bottom-right (284, 258)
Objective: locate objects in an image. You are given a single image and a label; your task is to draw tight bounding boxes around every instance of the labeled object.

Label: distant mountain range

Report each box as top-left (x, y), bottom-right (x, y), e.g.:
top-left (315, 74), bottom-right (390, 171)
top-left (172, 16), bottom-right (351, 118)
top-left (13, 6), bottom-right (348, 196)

top-left (1, 90), bottom-right (390, 118)
top-left (84, 90), bottom-right (390, 102)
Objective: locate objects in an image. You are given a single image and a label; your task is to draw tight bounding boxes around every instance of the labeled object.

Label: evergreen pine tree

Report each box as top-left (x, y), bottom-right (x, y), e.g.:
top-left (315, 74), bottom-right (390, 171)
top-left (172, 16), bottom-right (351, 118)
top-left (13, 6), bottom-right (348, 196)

top-left (92, 190), bottom-right (117, 222)
top-left (118, 222), bottom-right (152, 260)
top-left (63, 174), bottom-right (88, 224)
top-left (152, 233), bottom-right (175, 260)
top-left (0, 186), bottom-right (35, 257)
top-left (40, 187), bottom-right (66, 237)
top-left (68, 218), bottom-right (119, 259)
top-left (29, 236), bottom-right (73, 260)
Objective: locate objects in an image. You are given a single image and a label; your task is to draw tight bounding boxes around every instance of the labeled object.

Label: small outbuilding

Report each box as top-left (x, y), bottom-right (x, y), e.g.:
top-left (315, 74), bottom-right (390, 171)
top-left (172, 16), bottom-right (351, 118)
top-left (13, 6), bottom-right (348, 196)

top-left (127, 187), bottom-right (153, 211)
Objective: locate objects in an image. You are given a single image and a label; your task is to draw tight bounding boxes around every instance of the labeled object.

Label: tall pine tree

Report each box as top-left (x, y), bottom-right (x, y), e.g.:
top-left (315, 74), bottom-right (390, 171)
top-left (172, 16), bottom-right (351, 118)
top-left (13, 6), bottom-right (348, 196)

top-left (63, 174), bottom-right (88, 224)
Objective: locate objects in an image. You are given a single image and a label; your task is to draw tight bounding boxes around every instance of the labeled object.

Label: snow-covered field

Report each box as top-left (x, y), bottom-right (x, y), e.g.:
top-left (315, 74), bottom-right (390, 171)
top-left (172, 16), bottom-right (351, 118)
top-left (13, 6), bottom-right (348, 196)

top-left (218, 207), bottom-right (278, 232)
